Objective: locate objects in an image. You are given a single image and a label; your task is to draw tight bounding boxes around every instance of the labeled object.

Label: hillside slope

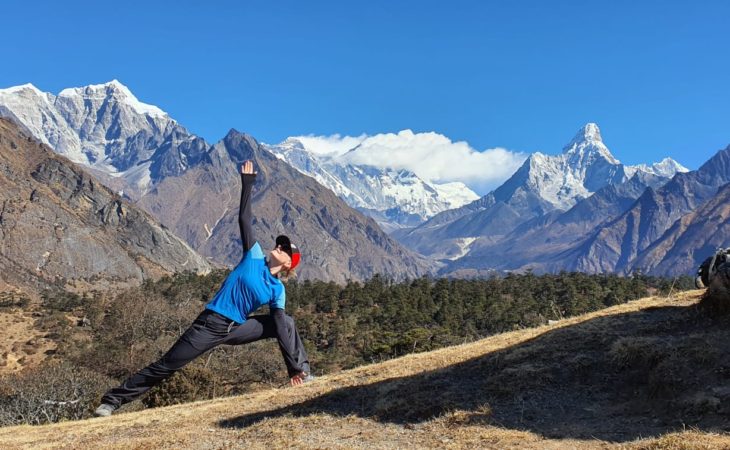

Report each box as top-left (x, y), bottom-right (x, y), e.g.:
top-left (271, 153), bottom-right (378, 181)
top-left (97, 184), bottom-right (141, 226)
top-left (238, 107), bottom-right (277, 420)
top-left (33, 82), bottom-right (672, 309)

top-left (0, 118), bottom-right (211, 296)
top-left (1, 291), bottom-right (728, 449)
top-left (632, 181), bottom-right (730, 276)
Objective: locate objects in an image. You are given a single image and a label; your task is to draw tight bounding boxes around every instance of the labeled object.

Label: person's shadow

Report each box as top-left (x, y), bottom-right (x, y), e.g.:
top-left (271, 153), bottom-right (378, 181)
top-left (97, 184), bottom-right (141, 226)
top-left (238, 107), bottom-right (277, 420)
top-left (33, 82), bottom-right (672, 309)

top-left (220, 302), bottom-right (730, 442)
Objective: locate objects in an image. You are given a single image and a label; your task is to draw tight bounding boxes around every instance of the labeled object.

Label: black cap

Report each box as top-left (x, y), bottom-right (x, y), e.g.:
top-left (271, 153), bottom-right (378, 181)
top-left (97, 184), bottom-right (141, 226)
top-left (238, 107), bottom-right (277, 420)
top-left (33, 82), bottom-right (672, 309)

top-left (276, 235), bottom-right (300, 269)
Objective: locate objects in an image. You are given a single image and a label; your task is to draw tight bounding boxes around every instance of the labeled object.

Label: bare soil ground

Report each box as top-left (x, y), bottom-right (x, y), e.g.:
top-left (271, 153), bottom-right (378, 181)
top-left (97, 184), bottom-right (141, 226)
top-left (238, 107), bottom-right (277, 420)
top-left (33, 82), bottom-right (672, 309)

top-left (0, 290), bottom-right (728, 449)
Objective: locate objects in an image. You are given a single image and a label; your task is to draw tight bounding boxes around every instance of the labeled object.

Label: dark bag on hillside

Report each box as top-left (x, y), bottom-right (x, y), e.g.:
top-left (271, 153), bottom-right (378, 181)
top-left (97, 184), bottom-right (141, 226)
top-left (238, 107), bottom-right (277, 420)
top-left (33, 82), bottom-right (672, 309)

top-left (695, 248), bottom-right (730, 289)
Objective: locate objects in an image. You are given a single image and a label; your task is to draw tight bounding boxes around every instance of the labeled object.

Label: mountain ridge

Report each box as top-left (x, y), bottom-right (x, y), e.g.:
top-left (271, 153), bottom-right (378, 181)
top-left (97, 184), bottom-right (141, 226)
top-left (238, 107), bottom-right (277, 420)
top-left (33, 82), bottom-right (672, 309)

top-left (136, 128), bottom-right (434, 282)
top-left (0, 81), bottom-right (208, 198)
top-left (396, 123), bottom-right (687, 263)
top-left (2, 81), bottom-right (707, 279)
top-left (0, 82), bottom-right (433, 282)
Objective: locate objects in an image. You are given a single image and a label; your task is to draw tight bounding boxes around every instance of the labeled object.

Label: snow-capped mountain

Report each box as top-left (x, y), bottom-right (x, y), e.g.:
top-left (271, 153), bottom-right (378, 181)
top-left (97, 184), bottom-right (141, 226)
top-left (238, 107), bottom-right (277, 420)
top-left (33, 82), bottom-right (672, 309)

top-left (395, 123), bottom-right (688, 261)
top-left (0, 81), bottom-right (208, 197)
top-left (565, 144), bottom-right (730, 275)
top-left (0, 81), bottom-right (478, 228)
top-left (3, 81), bottom-right (703, 278)
top-left (626, 157), bottom-right (688, 179)
top-left (266, 138), bottom-right (479, 228)
top-left (0, 81), bottom-right (433, 282)
top-left (0, 84), bottom-right (80, 155)
top-left (508, 123), bottom-right (688, 211)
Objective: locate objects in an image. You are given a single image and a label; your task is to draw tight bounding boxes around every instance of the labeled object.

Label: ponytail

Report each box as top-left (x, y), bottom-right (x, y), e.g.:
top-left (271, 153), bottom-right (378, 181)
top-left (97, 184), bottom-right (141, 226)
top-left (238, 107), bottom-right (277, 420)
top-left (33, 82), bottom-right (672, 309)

top-left (279, 267), bottom-right (297, 282)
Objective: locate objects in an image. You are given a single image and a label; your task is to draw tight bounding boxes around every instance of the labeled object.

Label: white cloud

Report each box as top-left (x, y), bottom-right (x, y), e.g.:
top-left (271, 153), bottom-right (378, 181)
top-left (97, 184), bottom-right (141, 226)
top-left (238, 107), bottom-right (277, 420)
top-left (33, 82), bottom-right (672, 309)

top-left (287, 129), bottom-right (527, 195)
top-left (290, 133), bottom-right (368, 157)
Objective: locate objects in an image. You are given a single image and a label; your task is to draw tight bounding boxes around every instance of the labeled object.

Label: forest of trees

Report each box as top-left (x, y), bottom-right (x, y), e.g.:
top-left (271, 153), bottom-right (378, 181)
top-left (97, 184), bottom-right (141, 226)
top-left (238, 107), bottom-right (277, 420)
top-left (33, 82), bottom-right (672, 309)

top-left (0, 271), bottom-right (693, 425)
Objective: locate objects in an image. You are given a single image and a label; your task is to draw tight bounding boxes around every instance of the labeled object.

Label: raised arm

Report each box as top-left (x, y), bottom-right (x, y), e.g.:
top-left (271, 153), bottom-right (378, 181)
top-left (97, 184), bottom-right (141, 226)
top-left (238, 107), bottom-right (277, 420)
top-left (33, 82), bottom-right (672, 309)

top-left (239, 160), bottom-right (257, 252)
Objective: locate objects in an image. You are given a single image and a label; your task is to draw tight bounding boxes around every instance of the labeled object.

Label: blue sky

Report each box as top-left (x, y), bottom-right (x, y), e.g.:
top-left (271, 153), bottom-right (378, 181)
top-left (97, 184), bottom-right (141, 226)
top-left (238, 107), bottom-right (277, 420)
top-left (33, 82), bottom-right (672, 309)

top-left (2, 0), bottom-right (729, 173)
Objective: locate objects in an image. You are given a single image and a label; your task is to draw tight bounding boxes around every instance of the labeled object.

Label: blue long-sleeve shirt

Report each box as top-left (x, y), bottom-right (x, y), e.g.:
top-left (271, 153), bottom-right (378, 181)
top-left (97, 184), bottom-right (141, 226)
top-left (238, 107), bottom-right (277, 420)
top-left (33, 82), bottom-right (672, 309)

top-left (206, 242), bottom-right (286, 323)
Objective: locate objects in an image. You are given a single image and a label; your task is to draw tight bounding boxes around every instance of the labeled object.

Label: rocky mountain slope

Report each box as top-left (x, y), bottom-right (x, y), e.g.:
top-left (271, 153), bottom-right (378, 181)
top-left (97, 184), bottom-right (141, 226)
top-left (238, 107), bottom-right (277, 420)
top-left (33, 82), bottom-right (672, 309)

top-left (631, 181), bottom-right (730, 276)
top-left (443, 170), bottom-right (672, 275)
top-left (565, 144), bottom-right (730, 274)
top-left (1, 290), bottom-right (727, 449)
top-left (0, 118), bottom-right (211, 294)
top-left (0, 81), bottom-right (208, 199)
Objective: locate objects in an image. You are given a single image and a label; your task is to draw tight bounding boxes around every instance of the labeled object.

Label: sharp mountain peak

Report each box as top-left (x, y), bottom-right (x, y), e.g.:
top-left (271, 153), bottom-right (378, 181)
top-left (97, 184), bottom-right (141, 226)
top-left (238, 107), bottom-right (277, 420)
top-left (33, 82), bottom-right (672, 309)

top-left (568, 122), bottom-right (603, 145)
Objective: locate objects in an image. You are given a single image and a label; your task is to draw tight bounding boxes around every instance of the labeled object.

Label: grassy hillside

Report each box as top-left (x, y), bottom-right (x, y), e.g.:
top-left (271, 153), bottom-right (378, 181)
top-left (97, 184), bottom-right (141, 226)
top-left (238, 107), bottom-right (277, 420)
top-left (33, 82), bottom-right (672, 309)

top-left (0, 290), bottom-right (728, 449)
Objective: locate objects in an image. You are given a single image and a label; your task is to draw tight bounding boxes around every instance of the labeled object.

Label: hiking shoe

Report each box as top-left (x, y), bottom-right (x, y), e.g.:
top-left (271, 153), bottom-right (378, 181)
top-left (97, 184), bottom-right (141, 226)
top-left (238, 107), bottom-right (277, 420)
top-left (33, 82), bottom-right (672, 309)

top-left (301, 374), bottom-right (316, 383)
top-left (94, 403), bottom-right (116, 417)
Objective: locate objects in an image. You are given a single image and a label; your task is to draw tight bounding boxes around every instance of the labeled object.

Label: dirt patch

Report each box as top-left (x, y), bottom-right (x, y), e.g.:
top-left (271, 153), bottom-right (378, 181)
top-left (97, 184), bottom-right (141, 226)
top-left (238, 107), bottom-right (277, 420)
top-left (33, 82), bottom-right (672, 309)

top-left (0, 309), bottom-right (56, 374)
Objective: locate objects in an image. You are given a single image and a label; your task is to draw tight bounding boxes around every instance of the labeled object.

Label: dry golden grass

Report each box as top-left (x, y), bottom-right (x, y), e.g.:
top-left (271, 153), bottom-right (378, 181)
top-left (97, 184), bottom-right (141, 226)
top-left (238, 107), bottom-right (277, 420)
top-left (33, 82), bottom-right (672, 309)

top-left (0, 310), bottom-right (55, 374)
top-left (0, 290), bottom-right (728, 449)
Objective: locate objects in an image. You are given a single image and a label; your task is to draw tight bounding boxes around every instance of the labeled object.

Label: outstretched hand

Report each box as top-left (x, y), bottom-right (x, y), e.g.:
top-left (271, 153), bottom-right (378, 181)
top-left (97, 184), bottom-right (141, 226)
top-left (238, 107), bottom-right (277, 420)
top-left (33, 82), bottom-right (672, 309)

top-left (241, 160), bottom-right (256, 175)
top-left (289, 372), bottom-right (308, 387)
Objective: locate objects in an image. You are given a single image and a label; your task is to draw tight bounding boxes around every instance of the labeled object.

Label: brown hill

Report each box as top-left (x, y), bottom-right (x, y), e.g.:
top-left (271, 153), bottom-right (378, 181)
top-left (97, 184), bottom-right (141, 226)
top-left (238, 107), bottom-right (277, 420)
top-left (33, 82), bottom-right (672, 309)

top-left (0, 118), bottom-right (211, 296)
top-left (1, 290), bottom-right (728, 449)
top-left (137, 130), bottom-right (433, 283)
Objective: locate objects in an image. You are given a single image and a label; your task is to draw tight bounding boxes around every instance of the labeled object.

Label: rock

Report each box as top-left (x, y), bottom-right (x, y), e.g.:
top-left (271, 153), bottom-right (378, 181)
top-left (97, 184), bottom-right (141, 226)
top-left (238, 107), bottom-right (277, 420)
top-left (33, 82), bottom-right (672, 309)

top-left (701, 262), bottom-right (730, 315)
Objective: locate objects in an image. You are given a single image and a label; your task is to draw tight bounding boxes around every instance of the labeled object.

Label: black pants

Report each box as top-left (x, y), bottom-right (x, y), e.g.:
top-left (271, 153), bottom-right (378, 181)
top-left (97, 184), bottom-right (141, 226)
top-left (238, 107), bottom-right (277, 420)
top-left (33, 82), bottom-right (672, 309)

top-left (101, 309), bottom-right (310, 408)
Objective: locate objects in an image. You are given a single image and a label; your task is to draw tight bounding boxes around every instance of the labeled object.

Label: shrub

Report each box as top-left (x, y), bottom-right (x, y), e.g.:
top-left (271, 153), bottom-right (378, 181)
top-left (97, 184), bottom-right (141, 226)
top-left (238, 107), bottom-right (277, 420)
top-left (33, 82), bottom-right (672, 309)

top-left (0, 292), bottom-right (30, 309)
top-left (0, 362), bottom-right (113, 426)
top-left (41, 290), bottom-right (86, 312)
top-left (143, 365), bottom-right (223, 408)
top-left (609, 336), bottom-right (666, 370)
